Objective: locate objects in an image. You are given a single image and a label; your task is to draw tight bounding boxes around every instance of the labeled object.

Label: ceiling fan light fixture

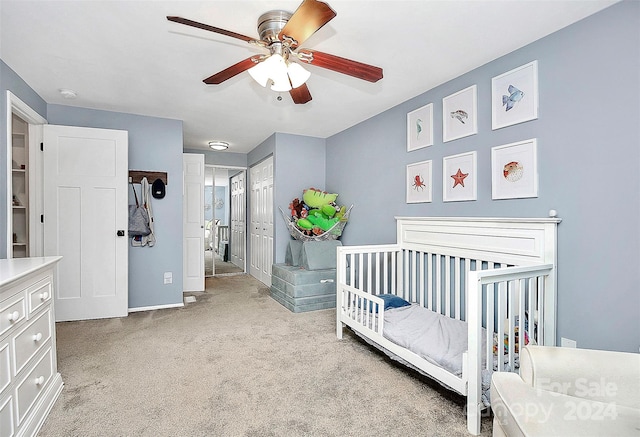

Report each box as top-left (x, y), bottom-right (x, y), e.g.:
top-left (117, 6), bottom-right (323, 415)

top-left (267, 54), bottom-right (292, 92)
top-left (208, 141), bottom-right (229, 151)
top-left (287, 62), bottom-right (310, 89)
top-left (248, 59), bottom-right (271, 87)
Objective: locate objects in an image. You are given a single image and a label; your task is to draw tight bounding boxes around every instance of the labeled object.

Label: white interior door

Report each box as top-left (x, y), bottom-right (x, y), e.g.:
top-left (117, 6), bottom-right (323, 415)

top-left (249, 164), bottom-right (261, 280)
top-left (43, 125), bottom-right (128, 321)
top-left (249, 156), bottom-right (273, 286)
top-left (183, 153), bottom-right (205, 292)
top-left (230, 171), bottom-right (245, 270)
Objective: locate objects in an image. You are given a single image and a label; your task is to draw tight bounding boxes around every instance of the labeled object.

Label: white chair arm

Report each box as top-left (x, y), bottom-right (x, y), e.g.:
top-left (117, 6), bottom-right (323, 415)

top-left (491, 371), bottom-right (640, 437)
top-left (520, 346), bottom-right (640, 409)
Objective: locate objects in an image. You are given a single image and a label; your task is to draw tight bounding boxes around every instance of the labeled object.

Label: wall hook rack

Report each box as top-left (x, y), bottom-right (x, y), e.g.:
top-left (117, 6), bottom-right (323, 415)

top-left (128, 170), bottom-right (168, 185)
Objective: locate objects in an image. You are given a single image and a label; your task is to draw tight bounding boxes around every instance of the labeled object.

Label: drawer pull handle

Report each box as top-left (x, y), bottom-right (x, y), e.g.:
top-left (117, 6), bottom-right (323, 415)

top-left (40, 291), bottom-right (50, 300)
top-left (35, 376), bottom-right (45, 386)
top-left (8, 311), bottom-right (20, 322)
top-left (33, 332), bottom-right (43, 342)
top-left (320, 279), bottom-right (334, 283)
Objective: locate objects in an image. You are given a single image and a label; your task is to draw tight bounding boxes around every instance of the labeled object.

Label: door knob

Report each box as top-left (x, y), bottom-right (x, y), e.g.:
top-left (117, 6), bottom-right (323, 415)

top-left (117, 230), bottom-right (125, 236)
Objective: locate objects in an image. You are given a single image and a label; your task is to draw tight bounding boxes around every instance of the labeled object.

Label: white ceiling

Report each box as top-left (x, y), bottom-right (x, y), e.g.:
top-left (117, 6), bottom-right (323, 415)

top-left (1, 0), bottom-right (616, 153)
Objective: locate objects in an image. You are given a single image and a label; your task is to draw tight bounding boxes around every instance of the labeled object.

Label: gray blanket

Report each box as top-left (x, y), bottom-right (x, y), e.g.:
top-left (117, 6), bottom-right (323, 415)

top-left (383, 305), bottom-right (474, 377)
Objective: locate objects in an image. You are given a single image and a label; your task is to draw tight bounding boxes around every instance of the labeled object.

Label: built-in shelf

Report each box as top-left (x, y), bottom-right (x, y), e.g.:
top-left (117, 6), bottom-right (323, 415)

top-left (10, 116), bottom-right (29, 258)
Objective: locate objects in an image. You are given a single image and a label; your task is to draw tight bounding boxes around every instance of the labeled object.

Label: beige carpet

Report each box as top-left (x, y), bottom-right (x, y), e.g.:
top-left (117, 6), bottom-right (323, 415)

top-left (39, 275), bottom-right (492, 436)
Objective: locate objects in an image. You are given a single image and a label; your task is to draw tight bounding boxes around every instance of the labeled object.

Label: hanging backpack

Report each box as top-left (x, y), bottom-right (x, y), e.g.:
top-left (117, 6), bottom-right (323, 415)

top-left (128, 183), bottom-right (151, 237)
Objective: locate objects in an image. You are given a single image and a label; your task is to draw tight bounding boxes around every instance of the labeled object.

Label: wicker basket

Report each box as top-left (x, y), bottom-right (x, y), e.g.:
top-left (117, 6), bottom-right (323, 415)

top-left (279, 205), bottom-right (353, 242)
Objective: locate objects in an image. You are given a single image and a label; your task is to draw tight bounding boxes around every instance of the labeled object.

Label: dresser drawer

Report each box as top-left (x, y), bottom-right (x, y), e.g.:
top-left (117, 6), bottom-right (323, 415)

top-left (0, 394), bottom-right (14, 437)
top-left (15, 348), bottom-right (53, 426)
top-left (12, 310), bottom-right (51, 375)
top-left (27, 278), bottom-right (52, 317)
top-left (0, 341), bottom-right (10, 394)
top-left (0, 296), bottom-right (25, 338)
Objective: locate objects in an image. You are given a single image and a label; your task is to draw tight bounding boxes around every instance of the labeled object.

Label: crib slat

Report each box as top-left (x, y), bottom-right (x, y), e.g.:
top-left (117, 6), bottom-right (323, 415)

top-left (519, 279), bottom-right (526, 355)
top-left (445, 255), bottom-right (451, 317)
top-left (374, 252), bottom-right (380, 294)
top-left (383, 252), bottom-right (389, 294)
top-left (528, 277), bottom-right (535, 345)
top-left (507, 281), bottom-right (516, 370)
top-left (411, 251), bottom-right (417, 303)
top-left (427, 253), bottom-right (433, 310)
top-left (436, 255), bottom-right (442, 314)
top-left (497, 280), bottom-right (506, 370)
top-left (454, 257), bottom-right (461, 320)
top-left (538, 277), bottom-right (545, 345)
top-left (419, 252), bottom-right (425, 307)
top-left (485, 262), bottom-right (495, 371)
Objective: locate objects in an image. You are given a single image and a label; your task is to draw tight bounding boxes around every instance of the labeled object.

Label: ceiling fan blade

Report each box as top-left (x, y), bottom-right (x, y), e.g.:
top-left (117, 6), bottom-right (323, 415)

top-left (167, 16), bottom-right (255, 43)
top-left (278, 0), bottom-right (336, 48)
top-left (290, 83), bottom-right (313, 104)
top-left (298, 49), bottom-right (383, 83)
top-left (203, 57), bottom-right (258, 85)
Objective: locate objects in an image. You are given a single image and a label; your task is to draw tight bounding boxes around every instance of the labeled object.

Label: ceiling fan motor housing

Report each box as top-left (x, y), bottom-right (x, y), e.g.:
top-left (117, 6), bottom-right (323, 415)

top-left (257, 10), bottom-right (292, 43)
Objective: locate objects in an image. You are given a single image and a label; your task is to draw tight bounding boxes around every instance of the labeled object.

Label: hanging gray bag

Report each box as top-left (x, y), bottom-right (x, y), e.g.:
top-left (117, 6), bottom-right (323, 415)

top-left (128, 183), bottom-right (151, 237)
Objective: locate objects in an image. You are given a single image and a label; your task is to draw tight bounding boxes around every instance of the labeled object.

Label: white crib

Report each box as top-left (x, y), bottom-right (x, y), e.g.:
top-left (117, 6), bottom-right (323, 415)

top-left (336, 217), bottom-right (560, 435)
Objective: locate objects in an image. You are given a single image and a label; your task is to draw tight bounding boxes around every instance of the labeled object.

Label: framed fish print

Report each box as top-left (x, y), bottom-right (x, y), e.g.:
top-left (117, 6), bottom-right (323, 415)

top-left (407, 103), bottom-right (433, 151)
top-left (492, 61), bottom-right (539, 130)
top-left (443, 151), bottom-right (477, 202)
top-left (491, 138), bottom-right (538, 200)
top-left (406, 160), bottom-right (432, 203)
top-left (443, 85), bottom-right (477, 143)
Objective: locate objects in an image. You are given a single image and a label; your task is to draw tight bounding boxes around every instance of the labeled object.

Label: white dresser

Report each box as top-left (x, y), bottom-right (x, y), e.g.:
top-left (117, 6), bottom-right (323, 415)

top-left (0, 257), bottom-right (63, 437)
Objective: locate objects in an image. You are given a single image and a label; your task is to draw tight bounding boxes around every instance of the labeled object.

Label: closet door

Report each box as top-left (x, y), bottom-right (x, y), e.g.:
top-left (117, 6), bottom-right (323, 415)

top-left (230, 171), bottom-right (245, 270)
top-left (249, 156), bottom-right (273, 286)
top-left (183, 153), bottom-right (205, 292)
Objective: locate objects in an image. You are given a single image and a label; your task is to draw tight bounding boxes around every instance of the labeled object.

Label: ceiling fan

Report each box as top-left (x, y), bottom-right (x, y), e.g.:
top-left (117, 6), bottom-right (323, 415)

top-left (167, 0), bottom-right (383, 104)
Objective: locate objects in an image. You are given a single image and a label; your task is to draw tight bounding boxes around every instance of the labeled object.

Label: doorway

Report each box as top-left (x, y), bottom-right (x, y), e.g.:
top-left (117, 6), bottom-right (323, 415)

top-left (205, 165), bottom-right (246, 277)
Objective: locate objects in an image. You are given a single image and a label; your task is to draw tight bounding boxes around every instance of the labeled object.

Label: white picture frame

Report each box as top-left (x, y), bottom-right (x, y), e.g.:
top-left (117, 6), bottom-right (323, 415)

top-left (492, 61), bottom-right (539, 130)
top-left (407, 103), bottom-right (433, 151)
top-left (491, 138), bottom-right (538, 200)
top-left (443, 151), bottom-right (477, 202)
top-left (442, 85), bottom-right (477, 143)
top-left (406, 160), bottom-right (432, 203)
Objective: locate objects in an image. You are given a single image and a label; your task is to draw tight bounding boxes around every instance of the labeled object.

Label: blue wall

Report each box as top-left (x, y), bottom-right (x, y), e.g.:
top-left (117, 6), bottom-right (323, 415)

top-left (46, 105), bottom-right (184, 310)
top-left (247, 132), bottom-right (326, 265)
top-left (326, 2), bottom-right (639, 352)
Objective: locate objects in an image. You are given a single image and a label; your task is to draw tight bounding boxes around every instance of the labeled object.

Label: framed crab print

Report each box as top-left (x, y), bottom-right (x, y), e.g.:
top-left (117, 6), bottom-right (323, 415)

top-left (406, 160), bottom-right (432, 203)
top-left (407, 103), bottom-right (433, 151)
top-left (491, 139), bottom-right (538, 200)
top-left (492, 61), bottom-right (538, 130)
top-left (443, 85), bottom-right (477, 143)
top-left (443, 151), bottom-right (477, 202)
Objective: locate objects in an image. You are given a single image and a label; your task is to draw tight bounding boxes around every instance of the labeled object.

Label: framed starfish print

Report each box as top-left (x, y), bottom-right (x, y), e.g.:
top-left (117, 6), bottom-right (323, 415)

top-left (443, 151), bottom-right (477, 202)
top-left (407, 103), bottom-right (433, 151)
top-left (406, 160), bottom-right (432, 203)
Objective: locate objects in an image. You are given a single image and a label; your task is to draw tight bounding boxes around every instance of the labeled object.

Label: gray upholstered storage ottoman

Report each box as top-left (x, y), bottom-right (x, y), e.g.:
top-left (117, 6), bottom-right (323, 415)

top-left (270, 240), bottom-right (341, 313)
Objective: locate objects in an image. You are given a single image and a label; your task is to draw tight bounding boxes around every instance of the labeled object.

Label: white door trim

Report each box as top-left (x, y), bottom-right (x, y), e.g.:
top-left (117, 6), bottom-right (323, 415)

top-left (5, 91), bottom-right (47, 258)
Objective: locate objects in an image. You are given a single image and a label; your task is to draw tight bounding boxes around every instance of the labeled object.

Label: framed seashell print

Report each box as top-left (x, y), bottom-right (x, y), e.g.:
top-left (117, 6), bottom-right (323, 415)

top-left (492, 61), bottom-right (539, 130)
top-left (442, 85), bottom-right (477, 143)
top-left (491, 138), bottom-right (538, 200)
top-left (407, 103), bottom-right (433, 151)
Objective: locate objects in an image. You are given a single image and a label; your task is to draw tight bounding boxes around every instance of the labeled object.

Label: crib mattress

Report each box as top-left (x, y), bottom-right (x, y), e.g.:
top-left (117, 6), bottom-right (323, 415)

top-left (383, 305), bottom-right (470, 377)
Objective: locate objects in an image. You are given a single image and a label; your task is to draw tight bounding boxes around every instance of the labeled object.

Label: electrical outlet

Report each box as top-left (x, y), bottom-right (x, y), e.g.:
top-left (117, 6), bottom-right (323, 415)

top-left (561, 337), bottom-right (577, 348)
top-left (163, 272), bottom-right (172, 285)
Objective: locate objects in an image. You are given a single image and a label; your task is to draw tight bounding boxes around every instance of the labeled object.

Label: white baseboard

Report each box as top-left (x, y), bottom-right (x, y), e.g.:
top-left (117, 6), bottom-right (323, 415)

top-left (128, 302), bottom-right (184, 313)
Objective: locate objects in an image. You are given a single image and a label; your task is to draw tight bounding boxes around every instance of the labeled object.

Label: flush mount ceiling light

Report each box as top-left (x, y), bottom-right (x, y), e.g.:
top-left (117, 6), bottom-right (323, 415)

top-left (208, 141), bottom-right (229, 151)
